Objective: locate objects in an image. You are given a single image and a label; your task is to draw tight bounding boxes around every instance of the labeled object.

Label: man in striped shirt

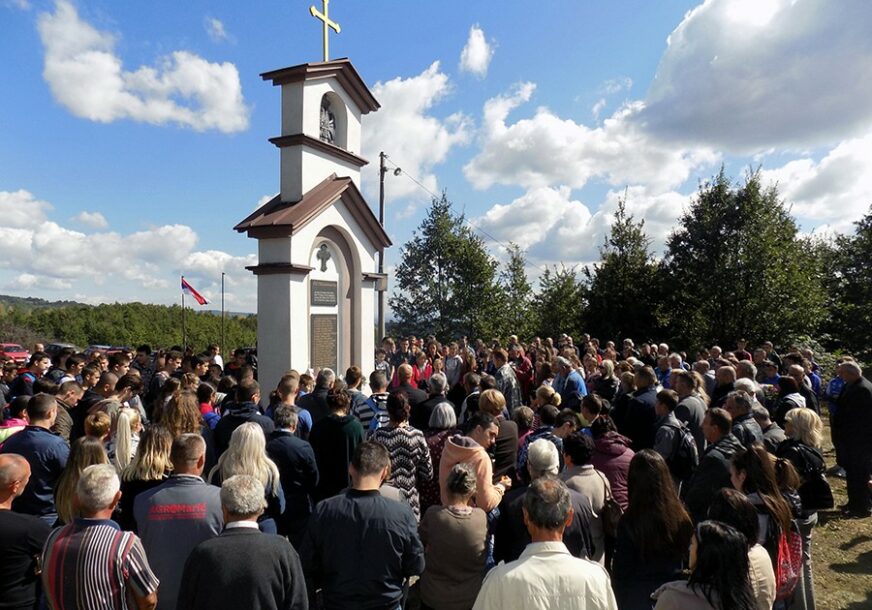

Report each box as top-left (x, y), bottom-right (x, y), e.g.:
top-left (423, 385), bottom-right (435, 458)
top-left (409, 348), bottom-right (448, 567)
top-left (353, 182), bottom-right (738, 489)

top-left (42, 464), bottom-right (159, 610)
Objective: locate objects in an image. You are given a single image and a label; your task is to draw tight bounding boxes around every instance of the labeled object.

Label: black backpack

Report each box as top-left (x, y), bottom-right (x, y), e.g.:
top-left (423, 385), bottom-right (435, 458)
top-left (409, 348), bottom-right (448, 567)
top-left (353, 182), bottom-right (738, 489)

top-left (793, 443), bottom-right (834, 511)
top-left (665, 421), bottom-right (700, 481)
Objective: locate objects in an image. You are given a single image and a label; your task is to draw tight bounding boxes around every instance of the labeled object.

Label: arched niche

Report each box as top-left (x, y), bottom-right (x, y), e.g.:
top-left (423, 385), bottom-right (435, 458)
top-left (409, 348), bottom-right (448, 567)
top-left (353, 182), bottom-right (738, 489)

top-left (319, 92), bottom-right (348, 150)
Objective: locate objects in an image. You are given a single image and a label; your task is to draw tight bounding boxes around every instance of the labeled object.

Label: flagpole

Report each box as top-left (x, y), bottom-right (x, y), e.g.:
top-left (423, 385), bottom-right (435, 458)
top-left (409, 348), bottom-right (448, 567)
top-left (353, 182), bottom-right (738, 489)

top-left (221, 272), bottom-right (226, 358)
top-left (181, 275), bottom-right (187, 351)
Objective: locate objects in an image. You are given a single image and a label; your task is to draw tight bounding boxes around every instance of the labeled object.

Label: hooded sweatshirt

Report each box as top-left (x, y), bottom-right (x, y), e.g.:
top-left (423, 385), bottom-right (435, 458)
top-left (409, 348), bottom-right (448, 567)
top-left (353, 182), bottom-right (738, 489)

top-left (439, 435), bottom-right (503, 512)
top-left (591, 431), bottom-right (634, 509)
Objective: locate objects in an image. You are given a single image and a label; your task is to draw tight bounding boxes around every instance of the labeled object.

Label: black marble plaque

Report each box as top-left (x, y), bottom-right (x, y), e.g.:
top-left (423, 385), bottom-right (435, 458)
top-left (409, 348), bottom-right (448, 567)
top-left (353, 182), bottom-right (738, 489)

top-left (310, 314), bottom-right (337, 371)
top-left (310, 280), bottom-right (338, 307)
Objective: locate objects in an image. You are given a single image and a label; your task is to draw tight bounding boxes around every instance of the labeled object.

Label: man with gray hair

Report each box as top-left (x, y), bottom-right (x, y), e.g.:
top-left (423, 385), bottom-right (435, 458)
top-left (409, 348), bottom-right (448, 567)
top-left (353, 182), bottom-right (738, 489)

top-left (42, 464), bottom-right (159, 610)
top-left (725, 390), bottom-right (764, 448)
top-left (177, 475), bottom-right (307, 609)
top-left (494, 439), bottom-right (593, 564)
top-left (412, 372), bottom-right (452, 430)
top-left (475, 476), bottom-right (617, 610)
top-left (134, 434), bottom-right (223, 610)
top-left (834, 362), bottom-right (872, 517)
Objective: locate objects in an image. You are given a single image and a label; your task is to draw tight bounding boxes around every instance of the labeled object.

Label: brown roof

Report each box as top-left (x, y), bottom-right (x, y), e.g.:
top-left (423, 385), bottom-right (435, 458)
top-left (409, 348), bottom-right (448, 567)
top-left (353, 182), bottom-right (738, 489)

top-left (234, 174), bottom-right (391, 249)
top-left (260, 58), bottom-right (380, 115)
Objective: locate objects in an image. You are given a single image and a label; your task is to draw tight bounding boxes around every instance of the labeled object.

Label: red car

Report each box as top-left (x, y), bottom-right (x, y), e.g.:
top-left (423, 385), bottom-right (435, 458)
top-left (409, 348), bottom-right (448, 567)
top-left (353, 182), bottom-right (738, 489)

top-left (0, 343), bottom-right (30, 365)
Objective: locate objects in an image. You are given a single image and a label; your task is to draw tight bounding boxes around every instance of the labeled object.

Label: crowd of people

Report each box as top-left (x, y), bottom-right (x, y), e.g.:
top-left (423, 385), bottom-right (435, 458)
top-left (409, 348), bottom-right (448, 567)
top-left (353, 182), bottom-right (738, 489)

top-left (0, 334), bottom-right (869, 610)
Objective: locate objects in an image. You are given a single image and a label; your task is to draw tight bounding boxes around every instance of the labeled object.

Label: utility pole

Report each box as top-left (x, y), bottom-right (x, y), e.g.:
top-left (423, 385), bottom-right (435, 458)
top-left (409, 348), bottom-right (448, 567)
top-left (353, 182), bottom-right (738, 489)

top-left (377, 151), bottom-right (387, 341)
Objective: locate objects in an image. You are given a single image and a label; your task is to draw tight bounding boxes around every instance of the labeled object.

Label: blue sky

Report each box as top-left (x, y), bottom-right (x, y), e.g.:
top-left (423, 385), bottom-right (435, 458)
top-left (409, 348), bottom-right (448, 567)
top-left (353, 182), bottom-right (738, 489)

top-left (1, 0), bottom-right (871, 312)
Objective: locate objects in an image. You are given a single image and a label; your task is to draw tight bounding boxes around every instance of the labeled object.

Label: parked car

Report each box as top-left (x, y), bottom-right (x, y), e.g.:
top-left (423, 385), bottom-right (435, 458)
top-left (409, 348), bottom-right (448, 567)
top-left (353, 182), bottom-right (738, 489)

top-left (0, 343), bottom-right (30, 365)
top-left (45, 342), bottom-right (79, 357)
top-left (84, 344), bottom-right (112, 357)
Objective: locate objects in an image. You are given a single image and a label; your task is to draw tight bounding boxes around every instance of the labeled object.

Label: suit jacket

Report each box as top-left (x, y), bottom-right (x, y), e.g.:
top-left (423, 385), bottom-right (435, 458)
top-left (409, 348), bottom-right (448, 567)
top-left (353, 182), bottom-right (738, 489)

top-left (835, 376), bottom-right (872, 447)
top-left (177, 527), bottom-right (307, 610)
top-left (266, 430), bottom-right (319, 543)
top-left (297, 387), bottom-right (331, 425)
top-left (622, 387), bottom-right (658, 450)
top-left (393, 382), bottom-right (428, 410)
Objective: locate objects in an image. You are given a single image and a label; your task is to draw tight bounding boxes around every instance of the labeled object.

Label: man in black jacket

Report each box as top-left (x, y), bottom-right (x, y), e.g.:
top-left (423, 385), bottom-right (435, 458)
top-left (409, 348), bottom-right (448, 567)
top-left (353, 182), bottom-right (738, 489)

top-left (213, 380), bottom-right (274, 456)
top-left (392, 364), bottom-right (427, 411)
top-left (682, 408), bottom-right (744, 523)
top-left (266, 406), bottom-right (319, 547)
top-left (411, 373), bottom-right (451, 431)
top-left (296, 369), bottom-right (335, 425)
top-left (621, 367), bottom-right (658, 450)
top-left (835, 362), bottom-right (872, 517)
top-left (177, 474), bottom-right (307, 610)
top-left (300, 441), bottom-right (424, 610)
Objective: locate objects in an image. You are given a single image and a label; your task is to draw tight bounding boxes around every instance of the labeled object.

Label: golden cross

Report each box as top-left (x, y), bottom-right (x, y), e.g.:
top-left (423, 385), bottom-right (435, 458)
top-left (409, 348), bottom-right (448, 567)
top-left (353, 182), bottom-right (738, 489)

top-left (309, 0), bottom-right (341, 62)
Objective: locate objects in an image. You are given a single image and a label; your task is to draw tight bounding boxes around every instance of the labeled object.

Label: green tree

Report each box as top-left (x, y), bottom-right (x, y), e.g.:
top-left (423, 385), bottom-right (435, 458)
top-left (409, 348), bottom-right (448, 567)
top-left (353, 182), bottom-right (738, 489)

top-left (582, 195), bottom-right (661, 343)
top-left (821, 206), bottom-right (872, 362)
top-left (390, 193), bottom-right (502, 340)
top-left (533, 265), bottom-right (584, 340)
top-left (660, 169), bottom-right (824, 348)
top-left (497, 243), bottom-right (536, 340)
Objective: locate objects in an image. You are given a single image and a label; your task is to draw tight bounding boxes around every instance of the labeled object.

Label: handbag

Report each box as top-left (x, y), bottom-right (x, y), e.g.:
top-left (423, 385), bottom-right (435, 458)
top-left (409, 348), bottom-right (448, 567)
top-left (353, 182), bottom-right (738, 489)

top-left (595, 470), bottom-right (623, 538)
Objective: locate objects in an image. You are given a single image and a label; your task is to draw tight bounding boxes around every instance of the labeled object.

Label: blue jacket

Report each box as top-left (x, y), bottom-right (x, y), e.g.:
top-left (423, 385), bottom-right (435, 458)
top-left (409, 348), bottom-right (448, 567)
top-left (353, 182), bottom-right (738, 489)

top-left (559, 370), bottom-right (588, 411)
top-left (0, 426), bottom-right (69, 517)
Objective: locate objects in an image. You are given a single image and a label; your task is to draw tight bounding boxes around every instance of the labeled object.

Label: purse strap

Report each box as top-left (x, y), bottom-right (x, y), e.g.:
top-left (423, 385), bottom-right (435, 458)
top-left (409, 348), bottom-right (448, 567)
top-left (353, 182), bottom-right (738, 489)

top-left (594, 468), bottom-right (614, 503)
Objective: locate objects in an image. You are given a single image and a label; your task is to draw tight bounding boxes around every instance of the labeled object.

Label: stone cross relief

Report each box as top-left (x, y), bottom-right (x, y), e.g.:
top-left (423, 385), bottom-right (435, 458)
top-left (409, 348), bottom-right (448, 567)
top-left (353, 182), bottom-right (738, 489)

top-left (316, 244), bottom-right (332, 272)
top-left (320, 100), bottom-right (336, 144)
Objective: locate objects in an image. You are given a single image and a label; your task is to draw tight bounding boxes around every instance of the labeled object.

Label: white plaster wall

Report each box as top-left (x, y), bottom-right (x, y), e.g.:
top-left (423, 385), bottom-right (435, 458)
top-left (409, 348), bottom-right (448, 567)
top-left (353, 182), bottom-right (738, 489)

top-left (257, 273), bottom-right (293, 403)
top-left (280, 146), bottom-right (304, 202)
top-left (301, 148), bottom-right (362, 191)
top-left (280, 82), bottom-right (304, 136)
top-left (259, 237), bottom-right (293, 264)
top-left (300, 77), bottom-right (363, 154)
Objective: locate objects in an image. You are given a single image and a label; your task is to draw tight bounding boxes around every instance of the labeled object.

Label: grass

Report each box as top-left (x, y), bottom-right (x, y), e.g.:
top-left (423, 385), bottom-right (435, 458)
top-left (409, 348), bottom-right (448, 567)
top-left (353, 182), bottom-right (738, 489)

top-left (812, 424), bottom-right (872, 610)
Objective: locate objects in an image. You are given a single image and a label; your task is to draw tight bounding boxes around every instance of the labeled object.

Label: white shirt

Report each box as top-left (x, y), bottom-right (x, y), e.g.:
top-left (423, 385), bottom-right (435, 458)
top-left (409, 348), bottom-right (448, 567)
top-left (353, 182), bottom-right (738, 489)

top-left (224, 520), bottom-right (259, 530)
top-left (473, 541), bottom-right (618, 610)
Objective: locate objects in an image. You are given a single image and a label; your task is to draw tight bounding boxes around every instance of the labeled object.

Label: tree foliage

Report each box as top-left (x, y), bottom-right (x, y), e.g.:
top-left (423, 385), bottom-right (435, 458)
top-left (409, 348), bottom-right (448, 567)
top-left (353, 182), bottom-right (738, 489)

top-left (583, 195), bottom-right (661, 343)
top-left (533, 265), bottom-right (584, 340)
top-left (820, 206), bottom-right (872, 362)
top-left (389, 193), bottom-right (502, 339)
top-left (660, 169), bottom-right (824, 348)
top-left (0, 301), bottom-right (256, 350)
top-left (498, 243), bottom-right (536, 340)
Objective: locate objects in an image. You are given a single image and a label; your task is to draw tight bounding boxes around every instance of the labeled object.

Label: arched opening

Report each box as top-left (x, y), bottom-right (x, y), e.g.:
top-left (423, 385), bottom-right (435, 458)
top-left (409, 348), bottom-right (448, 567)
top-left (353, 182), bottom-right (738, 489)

top-left (319, 92), bottom-right (348, 150)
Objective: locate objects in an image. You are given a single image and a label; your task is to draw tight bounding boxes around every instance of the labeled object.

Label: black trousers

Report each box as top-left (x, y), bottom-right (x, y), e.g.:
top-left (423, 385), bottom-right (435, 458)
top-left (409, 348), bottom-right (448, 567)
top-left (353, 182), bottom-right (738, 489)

top-left (844, 443), bottom-right (872, 512)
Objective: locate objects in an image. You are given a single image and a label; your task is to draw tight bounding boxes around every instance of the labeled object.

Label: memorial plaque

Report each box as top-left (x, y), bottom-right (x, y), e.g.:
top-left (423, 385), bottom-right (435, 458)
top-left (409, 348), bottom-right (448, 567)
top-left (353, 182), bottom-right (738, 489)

top-left (310, 280), bottom-right (338, 307)
top-left (310, 314), bottom-right (337, 371)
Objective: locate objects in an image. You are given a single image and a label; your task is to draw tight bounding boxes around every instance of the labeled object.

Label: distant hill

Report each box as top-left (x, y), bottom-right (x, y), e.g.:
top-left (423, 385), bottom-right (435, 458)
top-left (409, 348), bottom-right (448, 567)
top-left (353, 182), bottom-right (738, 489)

top-left (0, 294), bottom-right (85, 311)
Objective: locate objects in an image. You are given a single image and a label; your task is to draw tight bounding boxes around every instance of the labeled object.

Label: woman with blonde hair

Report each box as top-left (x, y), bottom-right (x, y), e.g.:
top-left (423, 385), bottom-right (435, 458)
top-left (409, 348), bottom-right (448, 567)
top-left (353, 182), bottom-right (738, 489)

top-left (160, 390), bottom-right (203, 438)
top-left (54, 436), bottom-right (109, 524)
top-left (593, 359), bottom-right (619, 403)
top-left (776, 408), bottom-right (829, 610)
top-left (531, 383), bottom-right (562, 430)
top-left (117, 425), bottom-right (172, 530)
top-left (109, 407), bottom-right (142, 473)
top-left (208, 421), bottom-right (285, 533)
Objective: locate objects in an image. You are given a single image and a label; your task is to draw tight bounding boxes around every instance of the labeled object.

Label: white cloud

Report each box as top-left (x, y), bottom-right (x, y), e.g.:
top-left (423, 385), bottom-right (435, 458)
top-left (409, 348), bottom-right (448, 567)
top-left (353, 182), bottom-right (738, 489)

top-left (599, 77), bottom-right (632, 95)
top-left (474, 184), bottom-right (690, 268)
top-left (204, 16), bottom-right (229, 42)
top-left (37, 0), bottom-right (249, 133)
top-left (0, 189), bottom-right (257, 311)
top-left (255, 193), bottom-right (278, 210)
top-left (639, 0), bottom-right (872, 151)
top-left (760, 132), bottom-right (872, 229)
top-left (72, 210), bottom-right (108, 229)
top-left (362, 62), bottom-right (472, 200)
top-left (591, 98), bottom-right (607, 120)
top-left (463, 82), bottom-right (718, 192)
top-left (459, 25), bottom-right (494, 77)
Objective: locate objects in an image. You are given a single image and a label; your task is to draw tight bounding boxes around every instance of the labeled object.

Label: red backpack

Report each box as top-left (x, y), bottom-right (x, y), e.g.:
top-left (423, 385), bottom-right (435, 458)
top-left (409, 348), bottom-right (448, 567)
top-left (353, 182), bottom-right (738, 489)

top-left (774, 524), bottom-right (803, 601)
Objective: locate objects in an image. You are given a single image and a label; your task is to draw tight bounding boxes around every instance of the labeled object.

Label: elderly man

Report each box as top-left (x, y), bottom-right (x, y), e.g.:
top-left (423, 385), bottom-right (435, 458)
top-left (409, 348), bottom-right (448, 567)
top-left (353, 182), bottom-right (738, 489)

top-left (42, 464), bottom-right (159, 610)
top-left (412, 372), bottom-right (453, 431)
top-left (177, 475), bottom-right (307, 610)
top-left (474, 477), bottom-right (616, 610)
top-left (0, 393), bottom-right (69, 523)
top-left (297, 368), bottom-right (335, 424)
top-left (135, 434), bottom-right (223, 610)
top-left (671, 369), bottom-right (707, 455)
top-left (788, 364), bottom-right (820, 414)
top-left (496, 438), bottom-right (594, 564)
top-left (725, 390), bottom-right (764, 448)
top-left (0, 454), bottom-right (51, 610)
top-left (301, 441), bottom-right (424, 610)
top-left (621, 366), bottom-right (658, 450)
top-left (554, 357), bottom-right (588, 412)
top-left (834, 362), bottom-right (872, 517)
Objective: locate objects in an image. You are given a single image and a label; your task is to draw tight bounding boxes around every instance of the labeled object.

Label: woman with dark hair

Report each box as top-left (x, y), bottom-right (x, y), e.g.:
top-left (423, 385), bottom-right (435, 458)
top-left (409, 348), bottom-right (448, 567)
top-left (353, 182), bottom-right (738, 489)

top-left (730, 444), bottom-right (794, 567)
top-left (612, 449), bottom-right (693, 609)
top-left (370, 392), bottom-right (433, 520)
top-left (707, 488), bottom-right (776, 610)
top-left (589, 415), bottom-right (634, 510)
top-left (309, 388), bottom-right (365, 501)
top-left (772, 376), bottom-right (805, 426)
top-left (652, 521), bottom-right (757, 610)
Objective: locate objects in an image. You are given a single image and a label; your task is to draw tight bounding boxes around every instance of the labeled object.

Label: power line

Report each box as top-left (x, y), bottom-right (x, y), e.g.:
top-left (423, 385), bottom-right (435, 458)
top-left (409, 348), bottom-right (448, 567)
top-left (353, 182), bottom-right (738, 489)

top-left (381, 155), bottom-right (550, 274)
